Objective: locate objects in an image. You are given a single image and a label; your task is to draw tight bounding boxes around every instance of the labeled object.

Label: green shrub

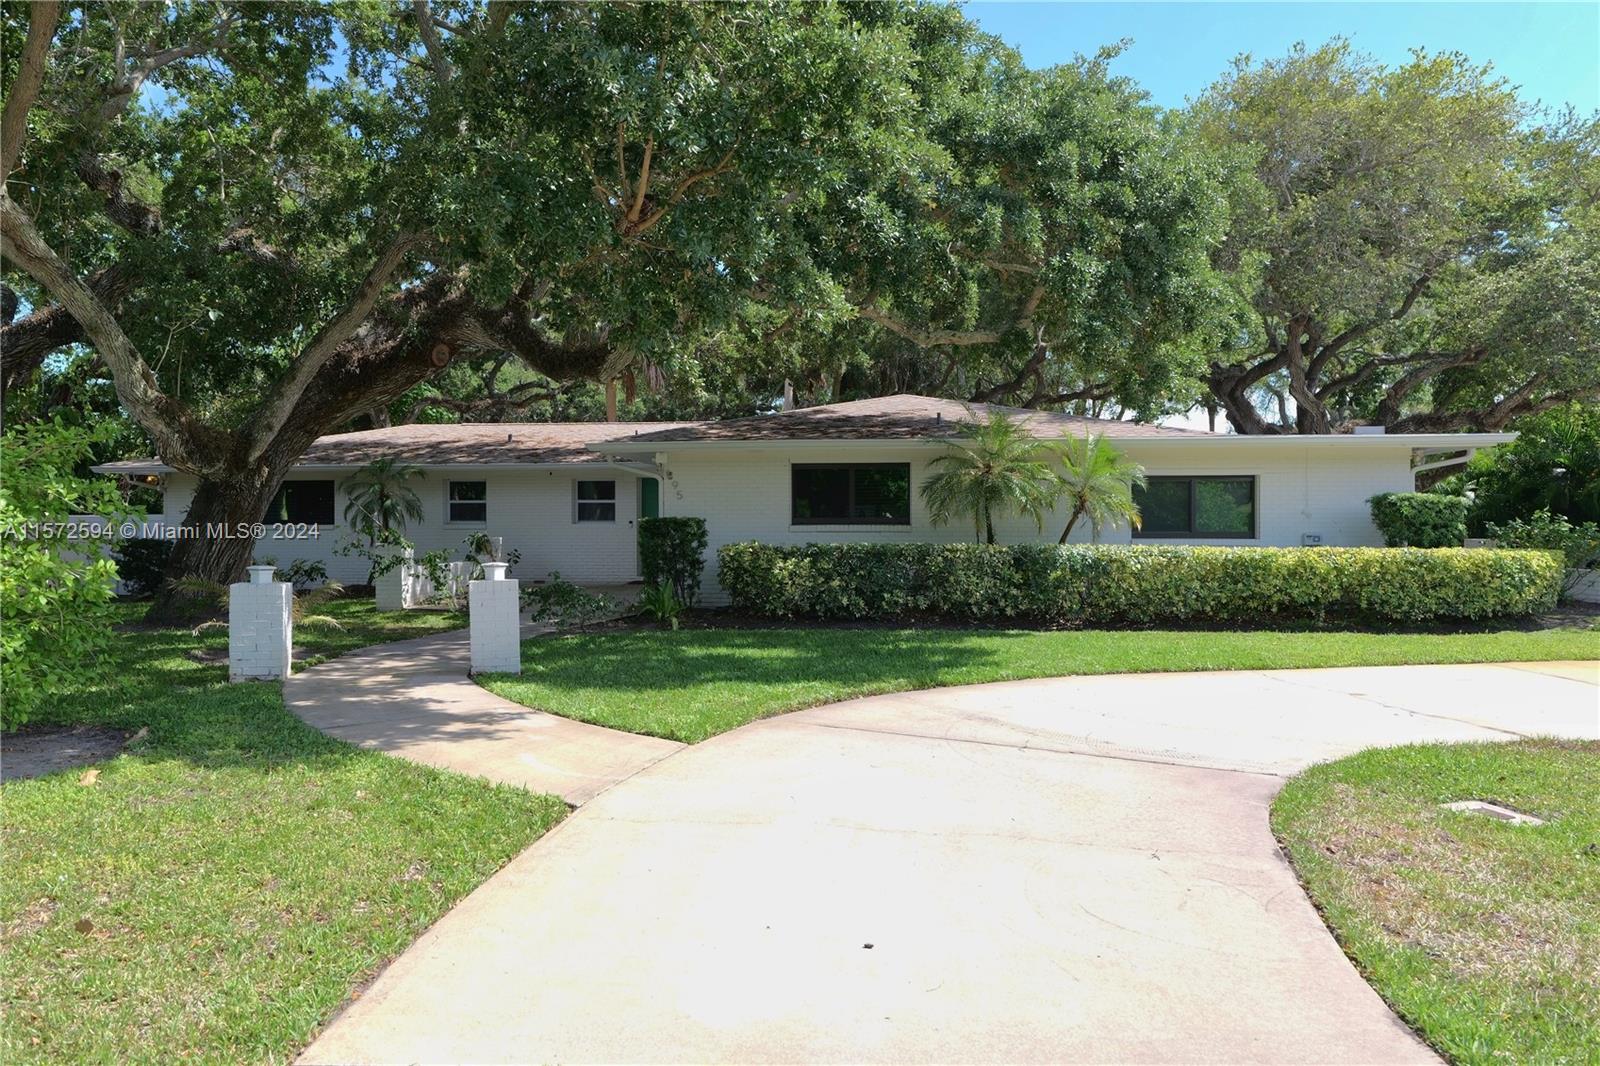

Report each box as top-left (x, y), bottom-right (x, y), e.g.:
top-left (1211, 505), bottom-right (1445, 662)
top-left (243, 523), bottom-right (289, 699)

top-left (1485, 509), bottom-right (1600, 597)
top-left (520, 573), bottom-right (616, 628)
top-left (717, 542), bottom-right (1562, 625)
top-left (638, 517), bottom-right (709, 605)
top-left (111, 537), bottom-right (174, 597)
top-left (1369, 492), bottom-right (1469, 548)
top-left (1, 420), bottom-right (126, 730)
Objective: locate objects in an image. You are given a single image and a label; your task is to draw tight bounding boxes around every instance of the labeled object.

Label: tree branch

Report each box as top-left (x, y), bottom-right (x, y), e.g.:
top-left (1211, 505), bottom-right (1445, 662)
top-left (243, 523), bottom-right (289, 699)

top-left (1, 1), bottom-right (60, 179)
top-left (626, 147), bottom-right (737, 237)
top-left (244, 231), bottom-right (425, 459)
top-left (1, 193), bottom-right (210, 465)
top-left (411, 0), bottom-right (454, 83)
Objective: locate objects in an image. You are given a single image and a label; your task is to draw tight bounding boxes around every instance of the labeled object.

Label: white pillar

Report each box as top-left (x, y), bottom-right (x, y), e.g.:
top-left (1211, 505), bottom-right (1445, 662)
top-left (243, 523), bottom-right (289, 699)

top-left (469, 562), bottom-right (520, 674)
top-left (375, 548), bottom-right (414, 611)
top-left (230, 565), bottom-right (293, 681)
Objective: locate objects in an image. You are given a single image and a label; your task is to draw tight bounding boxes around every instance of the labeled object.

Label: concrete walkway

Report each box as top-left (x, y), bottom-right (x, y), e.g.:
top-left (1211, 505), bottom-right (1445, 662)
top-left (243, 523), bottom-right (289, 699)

top-left (299, 656), bottom-right (1598, 1065)
top-left (285, 629), bottom-right (681, 804)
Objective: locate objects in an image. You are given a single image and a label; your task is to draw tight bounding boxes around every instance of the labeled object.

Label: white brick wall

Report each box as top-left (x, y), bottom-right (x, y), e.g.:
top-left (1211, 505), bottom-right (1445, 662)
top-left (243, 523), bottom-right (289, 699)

top-left (469, 573), bottom-right (521, 674)
top-left (229, 569), bottom-right (292, 680)
top-left (161, 467), bottom-right (651, 586)
top-left (651, 442), bottom-right (1418, 604)
top-left (160, 441), bottom-right (1419, 608)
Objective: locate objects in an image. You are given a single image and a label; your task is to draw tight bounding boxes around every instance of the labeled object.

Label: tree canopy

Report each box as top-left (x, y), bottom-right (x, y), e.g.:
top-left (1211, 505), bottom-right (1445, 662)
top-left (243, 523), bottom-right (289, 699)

top-left (1195, 41), bottom-right (1600, 433)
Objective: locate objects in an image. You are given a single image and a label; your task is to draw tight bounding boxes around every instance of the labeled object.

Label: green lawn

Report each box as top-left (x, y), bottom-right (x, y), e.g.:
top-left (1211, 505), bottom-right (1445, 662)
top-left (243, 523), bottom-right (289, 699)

top-left (1273, 740), bottom-right (1600, 1064)
top-left (480, 624), bottom-right (1600, 743)
top-left (1, 599), bottom-right (565, 1065)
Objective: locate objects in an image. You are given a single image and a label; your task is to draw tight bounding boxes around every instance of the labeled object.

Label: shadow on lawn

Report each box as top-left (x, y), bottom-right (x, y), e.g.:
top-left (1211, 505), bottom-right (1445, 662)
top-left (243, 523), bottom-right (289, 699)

top-left (519, 628), bottom-right (1025, 691)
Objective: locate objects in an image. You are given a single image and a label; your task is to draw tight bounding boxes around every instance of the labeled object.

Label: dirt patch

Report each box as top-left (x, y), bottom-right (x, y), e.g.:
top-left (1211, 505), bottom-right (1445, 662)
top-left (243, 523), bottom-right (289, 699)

top-left (2, 725), bottom-right (131, 783)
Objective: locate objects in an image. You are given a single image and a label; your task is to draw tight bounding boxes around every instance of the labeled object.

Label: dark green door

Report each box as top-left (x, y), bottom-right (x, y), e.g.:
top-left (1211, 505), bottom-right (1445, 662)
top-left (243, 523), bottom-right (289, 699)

top-left (636, 478), bottom-right (660, 576)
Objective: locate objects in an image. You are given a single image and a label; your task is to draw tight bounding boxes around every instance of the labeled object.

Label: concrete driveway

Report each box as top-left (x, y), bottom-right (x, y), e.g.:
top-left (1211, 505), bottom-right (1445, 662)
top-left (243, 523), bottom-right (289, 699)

top-left (301, 660), bottom-right (1598, 1065)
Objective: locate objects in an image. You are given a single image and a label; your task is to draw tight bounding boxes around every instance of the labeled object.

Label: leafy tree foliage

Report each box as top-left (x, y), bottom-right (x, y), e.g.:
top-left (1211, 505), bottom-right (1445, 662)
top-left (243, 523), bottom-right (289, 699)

top-left (815, 19), bottom-right (1231, 416)
top-left (0, 420), bottom-right (124, 728)
top-left (1469, 404), bottom-right (1600, 529)
top-left (1, 1), bottom-right (929, 617)
top-left (1194, 41), bottom-right (1600, 433)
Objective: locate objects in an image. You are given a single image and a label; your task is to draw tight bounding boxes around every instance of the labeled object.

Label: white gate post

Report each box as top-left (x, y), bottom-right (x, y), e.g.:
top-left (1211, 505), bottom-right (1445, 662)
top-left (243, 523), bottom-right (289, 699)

top-left (469, 561), bottom-right (520, 674)
top-left (230, 565), bottom-right (293, 680)
top-left (375, 547), bottom-right (415, 611)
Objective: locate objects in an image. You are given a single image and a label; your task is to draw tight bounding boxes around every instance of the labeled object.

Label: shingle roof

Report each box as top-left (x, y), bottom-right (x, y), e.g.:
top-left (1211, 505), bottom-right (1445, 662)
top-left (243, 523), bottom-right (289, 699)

top-left (92, 421), bottom-right (701, 475)
top-left (592, 394), bottom-right (1209, 447)
top-left (92, 395), bottom-right (1208, 476)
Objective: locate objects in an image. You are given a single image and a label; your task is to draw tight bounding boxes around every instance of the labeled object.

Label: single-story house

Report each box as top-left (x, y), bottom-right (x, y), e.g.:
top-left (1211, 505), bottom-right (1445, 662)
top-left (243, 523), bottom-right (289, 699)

top-left (95, 394), bottom-right (1513, 604)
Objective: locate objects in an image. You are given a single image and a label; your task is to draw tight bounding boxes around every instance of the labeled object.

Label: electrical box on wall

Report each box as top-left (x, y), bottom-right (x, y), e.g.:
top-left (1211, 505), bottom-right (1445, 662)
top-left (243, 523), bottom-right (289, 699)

top-left (1301, 533), bottom-right (1324, 546)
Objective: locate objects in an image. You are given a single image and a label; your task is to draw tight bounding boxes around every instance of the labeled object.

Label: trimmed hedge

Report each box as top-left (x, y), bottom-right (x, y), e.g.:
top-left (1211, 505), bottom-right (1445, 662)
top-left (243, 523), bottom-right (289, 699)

top-left (717, 542), bottom-right (1562, 624)
top-left (1369, 492), bottom-right (1469, 548)
top-left (639, 516), bottom-right (709, 605)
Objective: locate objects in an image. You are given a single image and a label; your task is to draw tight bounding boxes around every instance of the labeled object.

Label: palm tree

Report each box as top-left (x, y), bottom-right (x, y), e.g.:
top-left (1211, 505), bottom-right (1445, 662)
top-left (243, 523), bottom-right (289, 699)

top-left (341, 457), bottom-right (426, 545)
top-left (921, 410), bottom-right (1063, 544)
top-left (1054, 433), bottom-right (1145, 543)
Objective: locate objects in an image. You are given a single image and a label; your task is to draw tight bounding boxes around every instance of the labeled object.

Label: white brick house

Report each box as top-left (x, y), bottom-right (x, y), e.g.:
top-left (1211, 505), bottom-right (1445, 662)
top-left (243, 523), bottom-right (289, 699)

top-left (96, 395), bottom-right (1512, 602)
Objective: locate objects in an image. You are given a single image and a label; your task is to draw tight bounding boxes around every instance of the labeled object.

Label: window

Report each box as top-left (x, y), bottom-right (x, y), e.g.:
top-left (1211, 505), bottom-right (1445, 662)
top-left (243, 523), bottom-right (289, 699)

top-left (1134, 476), bottom-right (1256, 538)
top-left (448, 480), bottom-right (487, 524)
top-left (576, 480), bottom-right (616, 522)
top-left (792, 463), bottom-right (911, 525)
top-left (264, 480), bottom-right (334, 525)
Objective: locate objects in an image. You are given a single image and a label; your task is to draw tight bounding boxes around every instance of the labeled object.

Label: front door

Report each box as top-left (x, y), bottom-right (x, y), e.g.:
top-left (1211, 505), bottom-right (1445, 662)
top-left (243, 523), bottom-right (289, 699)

top-left (636, 478), bottom-right (660, 577)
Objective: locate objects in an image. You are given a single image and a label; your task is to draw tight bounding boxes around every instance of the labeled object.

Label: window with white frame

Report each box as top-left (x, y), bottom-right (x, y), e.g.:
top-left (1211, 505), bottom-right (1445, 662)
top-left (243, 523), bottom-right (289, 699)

top-left (447, 480), bottom-right (487, 524)
top-left (575, 479), bottom-right (616, 522)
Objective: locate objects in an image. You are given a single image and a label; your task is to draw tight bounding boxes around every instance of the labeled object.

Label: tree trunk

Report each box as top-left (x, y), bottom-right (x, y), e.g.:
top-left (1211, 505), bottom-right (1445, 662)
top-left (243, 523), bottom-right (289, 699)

top-left (985, 512), bottom-right (995, 545)
top-left (144, 463), bottom-right (292, 623)
top-left (1058, 507), bottom-right (1082, 545)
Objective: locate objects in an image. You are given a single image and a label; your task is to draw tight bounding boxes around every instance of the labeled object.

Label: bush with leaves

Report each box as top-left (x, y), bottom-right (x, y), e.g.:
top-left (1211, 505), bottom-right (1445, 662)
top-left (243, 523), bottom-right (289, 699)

top-left (638, 517), bottom-right (709, 605)
top-left (1369, 493), bottom-right (1469, 548)
top-left (718, 542), bottom-right (1561, 624)
top-left (1485, 509), bottom-right (1600, 596)
top-left (520, 573), bottom-right (616, 628)
top-left (112, 537), bottom-right (175, 598)
top-left (1, 421), bottom-right (127, 728)
top-left (1470, 404), bottom-right (1600, 531)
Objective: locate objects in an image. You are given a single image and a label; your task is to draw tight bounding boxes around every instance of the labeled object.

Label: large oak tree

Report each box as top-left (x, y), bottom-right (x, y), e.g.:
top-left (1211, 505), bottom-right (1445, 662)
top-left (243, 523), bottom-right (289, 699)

top-left (2, 0), bottom-right (922, 618)
top-left (1193, 41), bottom-right (1600, 434)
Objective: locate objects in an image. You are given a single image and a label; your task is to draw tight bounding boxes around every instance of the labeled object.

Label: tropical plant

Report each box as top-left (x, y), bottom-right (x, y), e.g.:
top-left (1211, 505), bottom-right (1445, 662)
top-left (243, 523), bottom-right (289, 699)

top-left (1469, 404), bottom-right (1600, 530)
top-left (178, 577), bottom-right (347, 633)
top-left (637, 583), bottom-right (685, 631)
top-left (342, 458), bottom-right (427, 544)
top-left (1054, 434), bottom-right (1145, 543)
top-left (921, 412), bottom-right (1063, 545)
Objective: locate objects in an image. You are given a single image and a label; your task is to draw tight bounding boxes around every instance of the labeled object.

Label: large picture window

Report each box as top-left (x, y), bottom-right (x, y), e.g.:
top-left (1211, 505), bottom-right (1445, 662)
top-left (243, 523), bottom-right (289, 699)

top-left (264, 480), bottom-right (335, 525)
top-left (447, 480), bottom-right (487, 524)
top-left (792, 463), bottom-right (911, 525)
top-left (1135, 476), bottom-right (1256, 538)
top-left (575, 480), bottom-right (616, 522)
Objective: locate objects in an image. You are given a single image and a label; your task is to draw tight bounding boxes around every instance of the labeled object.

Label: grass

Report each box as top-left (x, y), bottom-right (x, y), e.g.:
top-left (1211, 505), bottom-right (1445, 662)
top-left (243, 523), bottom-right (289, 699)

top-left (479, 623), bottom-right (1600, 743)
top-left (1272, 740), bottom-right (1600, 1064)
top-left (1, 598), bottom-right (565, 1065)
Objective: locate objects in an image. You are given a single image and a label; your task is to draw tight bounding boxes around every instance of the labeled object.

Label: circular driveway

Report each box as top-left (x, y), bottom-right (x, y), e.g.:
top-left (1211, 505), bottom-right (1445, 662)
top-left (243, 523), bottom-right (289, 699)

top-left (301, 661), bottom-right (1598, 1064)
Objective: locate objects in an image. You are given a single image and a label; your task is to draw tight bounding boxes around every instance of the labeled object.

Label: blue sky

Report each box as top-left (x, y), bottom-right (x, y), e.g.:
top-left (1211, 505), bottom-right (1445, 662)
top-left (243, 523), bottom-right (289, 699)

top-left (967, 2), bottom-right (1599, 112)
